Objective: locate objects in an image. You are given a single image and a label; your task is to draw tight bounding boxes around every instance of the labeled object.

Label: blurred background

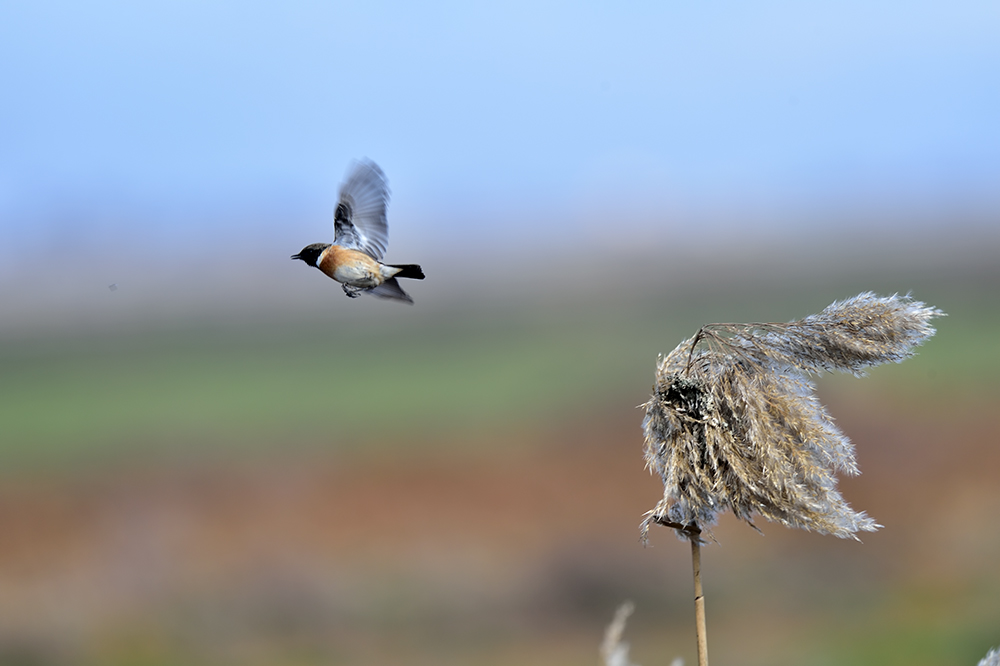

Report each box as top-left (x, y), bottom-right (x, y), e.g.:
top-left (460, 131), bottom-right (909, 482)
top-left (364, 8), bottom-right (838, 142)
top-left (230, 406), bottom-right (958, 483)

top-left (1, 1), bottom-right (999, 665)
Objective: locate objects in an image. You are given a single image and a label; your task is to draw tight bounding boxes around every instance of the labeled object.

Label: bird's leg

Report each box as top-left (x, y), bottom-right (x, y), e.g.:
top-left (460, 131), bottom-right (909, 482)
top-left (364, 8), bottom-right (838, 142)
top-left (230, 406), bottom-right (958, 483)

top-left (342, 284), bottom-right (365, 299)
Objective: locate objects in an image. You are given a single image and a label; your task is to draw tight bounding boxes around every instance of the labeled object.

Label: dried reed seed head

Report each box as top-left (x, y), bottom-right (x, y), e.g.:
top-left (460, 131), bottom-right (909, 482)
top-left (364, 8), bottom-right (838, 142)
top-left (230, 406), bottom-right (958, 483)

top-left (729, 291), bottom-right (943, 376)
top-left (642, 293), bottom-right (943, 543)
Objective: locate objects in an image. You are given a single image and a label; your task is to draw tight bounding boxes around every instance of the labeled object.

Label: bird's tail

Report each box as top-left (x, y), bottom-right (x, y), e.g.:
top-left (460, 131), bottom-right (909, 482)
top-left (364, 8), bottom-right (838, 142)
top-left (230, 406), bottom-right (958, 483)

top-left (386, 264), bottom-right (424, 280)
top-left (368, 277), bottom-right (414, 304)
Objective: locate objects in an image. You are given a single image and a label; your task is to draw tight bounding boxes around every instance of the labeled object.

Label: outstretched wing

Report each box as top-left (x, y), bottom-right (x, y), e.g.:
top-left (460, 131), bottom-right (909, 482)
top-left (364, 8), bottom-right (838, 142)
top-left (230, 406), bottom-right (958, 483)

top-left (333, 160), bottom-right (390, 260)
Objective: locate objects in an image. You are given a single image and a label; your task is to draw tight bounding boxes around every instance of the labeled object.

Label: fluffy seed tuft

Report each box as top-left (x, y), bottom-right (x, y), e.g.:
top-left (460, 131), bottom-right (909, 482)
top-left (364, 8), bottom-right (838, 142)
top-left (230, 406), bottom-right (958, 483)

top-left (641, 293), bottom-right (943, 543)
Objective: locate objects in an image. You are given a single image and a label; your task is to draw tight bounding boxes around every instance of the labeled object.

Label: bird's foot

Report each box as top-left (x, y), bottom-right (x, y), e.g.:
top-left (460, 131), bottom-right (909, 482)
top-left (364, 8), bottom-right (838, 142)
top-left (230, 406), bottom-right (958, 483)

top-left (342, 284), bottom-right (365, 299)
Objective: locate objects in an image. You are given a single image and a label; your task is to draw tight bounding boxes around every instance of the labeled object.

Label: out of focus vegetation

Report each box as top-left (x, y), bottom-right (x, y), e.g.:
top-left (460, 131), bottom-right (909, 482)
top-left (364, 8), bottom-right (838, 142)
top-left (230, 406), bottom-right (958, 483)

top-left (2, 266), bottom-right (997, 466)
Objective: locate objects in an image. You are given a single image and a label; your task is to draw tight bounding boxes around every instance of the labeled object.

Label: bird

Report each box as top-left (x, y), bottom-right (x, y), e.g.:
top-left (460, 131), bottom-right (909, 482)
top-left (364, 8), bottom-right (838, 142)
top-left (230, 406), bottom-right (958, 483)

top-left (292, 160), bottom-right (424, 303)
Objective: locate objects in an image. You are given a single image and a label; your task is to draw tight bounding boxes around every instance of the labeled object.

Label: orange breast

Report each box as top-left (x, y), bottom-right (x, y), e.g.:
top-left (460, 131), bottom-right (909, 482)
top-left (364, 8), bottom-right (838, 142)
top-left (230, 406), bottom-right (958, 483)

top-left (317, 246), bottom-right (382, 286)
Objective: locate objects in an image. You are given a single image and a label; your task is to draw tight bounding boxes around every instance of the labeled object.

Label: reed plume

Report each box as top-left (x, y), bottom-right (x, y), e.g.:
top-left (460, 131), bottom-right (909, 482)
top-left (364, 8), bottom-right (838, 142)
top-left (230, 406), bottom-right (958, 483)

top-left (640, 293), bottom-right (942, 666)
top-left (642, 292), bottom-right (942, 543)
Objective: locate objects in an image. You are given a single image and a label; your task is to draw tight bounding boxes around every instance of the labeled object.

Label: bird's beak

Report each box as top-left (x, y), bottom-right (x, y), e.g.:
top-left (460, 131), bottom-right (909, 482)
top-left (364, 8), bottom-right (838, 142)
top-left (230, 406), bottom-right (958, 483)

top-left (290, 253), bottom-right (301, 261)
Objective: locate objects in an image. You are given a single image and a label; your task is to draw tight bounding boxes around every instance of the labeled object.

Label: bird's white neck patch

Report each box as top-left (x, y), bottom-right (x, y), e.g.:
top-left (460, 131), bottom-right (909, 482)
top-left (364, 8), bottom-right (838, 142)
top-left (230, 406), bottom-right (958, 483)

top-left (315, 246), bottom-right (330, 267)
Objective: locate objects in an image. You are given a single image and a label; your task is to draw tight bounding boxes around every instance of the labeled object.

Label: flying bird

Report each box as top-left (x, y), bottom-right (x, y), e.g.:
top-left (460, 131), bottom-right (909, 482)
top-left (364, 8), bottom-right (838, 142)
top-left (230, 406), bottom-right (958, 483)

top-left (292, 160), bottom-right (424, 303)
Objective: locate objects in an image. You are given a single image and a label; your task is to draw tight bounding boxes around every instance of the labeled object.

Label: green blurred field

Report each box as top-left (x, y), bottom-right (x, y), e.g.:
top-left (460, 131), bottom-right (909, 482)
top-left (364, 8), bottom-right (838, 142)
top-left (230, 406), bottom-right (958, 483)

top-left (2, 271), bottom-right (997, 465)
top-left (0, 304), bottom-right (651, 463)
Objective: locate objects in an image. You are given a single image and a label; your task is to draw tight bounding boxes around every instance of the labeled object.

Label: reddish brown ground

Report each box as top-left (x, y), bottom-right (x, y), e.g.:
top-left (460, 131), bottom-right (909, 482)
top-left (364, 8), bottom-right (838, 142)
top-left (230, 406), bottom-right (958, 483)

top-left (0, 392), bottom-right (998, 665)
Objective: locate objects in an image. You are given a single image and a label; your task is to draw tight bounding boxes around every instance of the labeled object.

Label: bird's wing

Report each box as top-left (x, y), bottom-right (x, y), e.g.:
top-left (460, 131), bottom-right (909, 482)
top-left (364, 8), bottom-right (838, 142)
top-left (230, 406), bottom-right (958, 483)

top-left (332, 160), bottom-right (390, 261)
top-left (367, 277), bottom-right (414, 303)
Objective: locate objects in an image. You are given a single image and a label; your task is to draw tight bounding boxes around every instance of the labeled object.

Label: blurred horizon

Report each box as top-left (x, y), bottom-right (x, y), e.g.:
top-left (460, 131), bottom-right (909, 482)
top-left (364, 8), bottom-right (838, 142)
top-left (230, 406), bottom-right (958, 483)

top-left (2, 213), bottom-right (997, 342)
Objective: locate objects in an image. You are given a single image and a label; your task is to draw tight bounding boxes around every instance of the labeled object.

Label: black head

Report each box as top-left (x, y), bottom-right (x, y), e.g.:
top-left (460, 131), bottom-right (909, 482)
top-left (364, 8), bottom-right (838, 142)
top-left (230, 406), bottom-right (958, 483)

top-left (291, 243), bottom-right (330, 268)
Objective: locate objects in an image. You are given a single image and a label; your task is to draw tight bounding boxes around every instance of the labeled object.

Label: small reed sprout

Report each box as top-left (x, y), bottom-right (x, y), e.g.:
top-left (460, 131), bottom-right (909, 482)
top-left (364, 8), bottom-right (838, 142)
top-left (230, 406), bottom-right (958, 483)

top-left (980, 647), bottom-right (1000, 666)
top-left (600, 602), bottom-right (683, 666)
top-left (641, 292), bottom-right (943, 666)
top-left (600, 601), bottom-right (640, 666)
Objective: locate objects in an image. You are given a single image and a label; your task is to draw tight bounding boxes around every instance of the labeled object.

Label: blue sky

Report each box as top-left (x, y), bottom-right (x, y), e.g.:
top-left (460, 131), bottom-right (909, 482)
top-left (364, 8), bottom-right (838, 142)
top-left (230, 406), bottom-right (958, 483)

top-left (1, 0), bottom-right (998, 257)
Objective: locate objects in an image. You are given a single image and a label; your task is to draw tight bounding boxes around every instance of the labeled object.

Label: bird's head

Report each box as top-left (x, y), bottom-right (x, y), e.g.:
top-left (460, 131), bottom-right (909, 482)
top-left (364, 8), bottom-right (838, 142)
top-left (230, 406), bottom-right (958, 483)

top-left (291, 243), bottom-right (330, 268)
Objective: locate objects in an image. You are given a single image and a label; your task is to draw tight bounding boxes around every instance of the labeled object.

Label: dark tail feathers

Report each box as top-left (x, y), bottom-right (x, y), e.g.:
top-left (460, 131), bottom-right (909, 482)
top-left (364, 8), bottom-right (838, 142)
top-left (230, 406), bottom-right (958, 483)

top-left (388, 264), bottom-right (425, 280)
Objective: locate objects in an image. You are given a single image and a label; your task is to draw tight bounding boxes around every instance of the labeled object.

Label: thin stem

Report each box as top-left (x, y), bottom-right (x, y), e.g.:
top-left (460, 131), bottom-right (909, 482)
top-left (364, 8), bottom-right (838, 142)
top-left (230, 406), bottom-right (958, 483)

top-left (648, 517), bottom-right (709, 664)
top-left (691, 537), bottom-right (709, 666)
